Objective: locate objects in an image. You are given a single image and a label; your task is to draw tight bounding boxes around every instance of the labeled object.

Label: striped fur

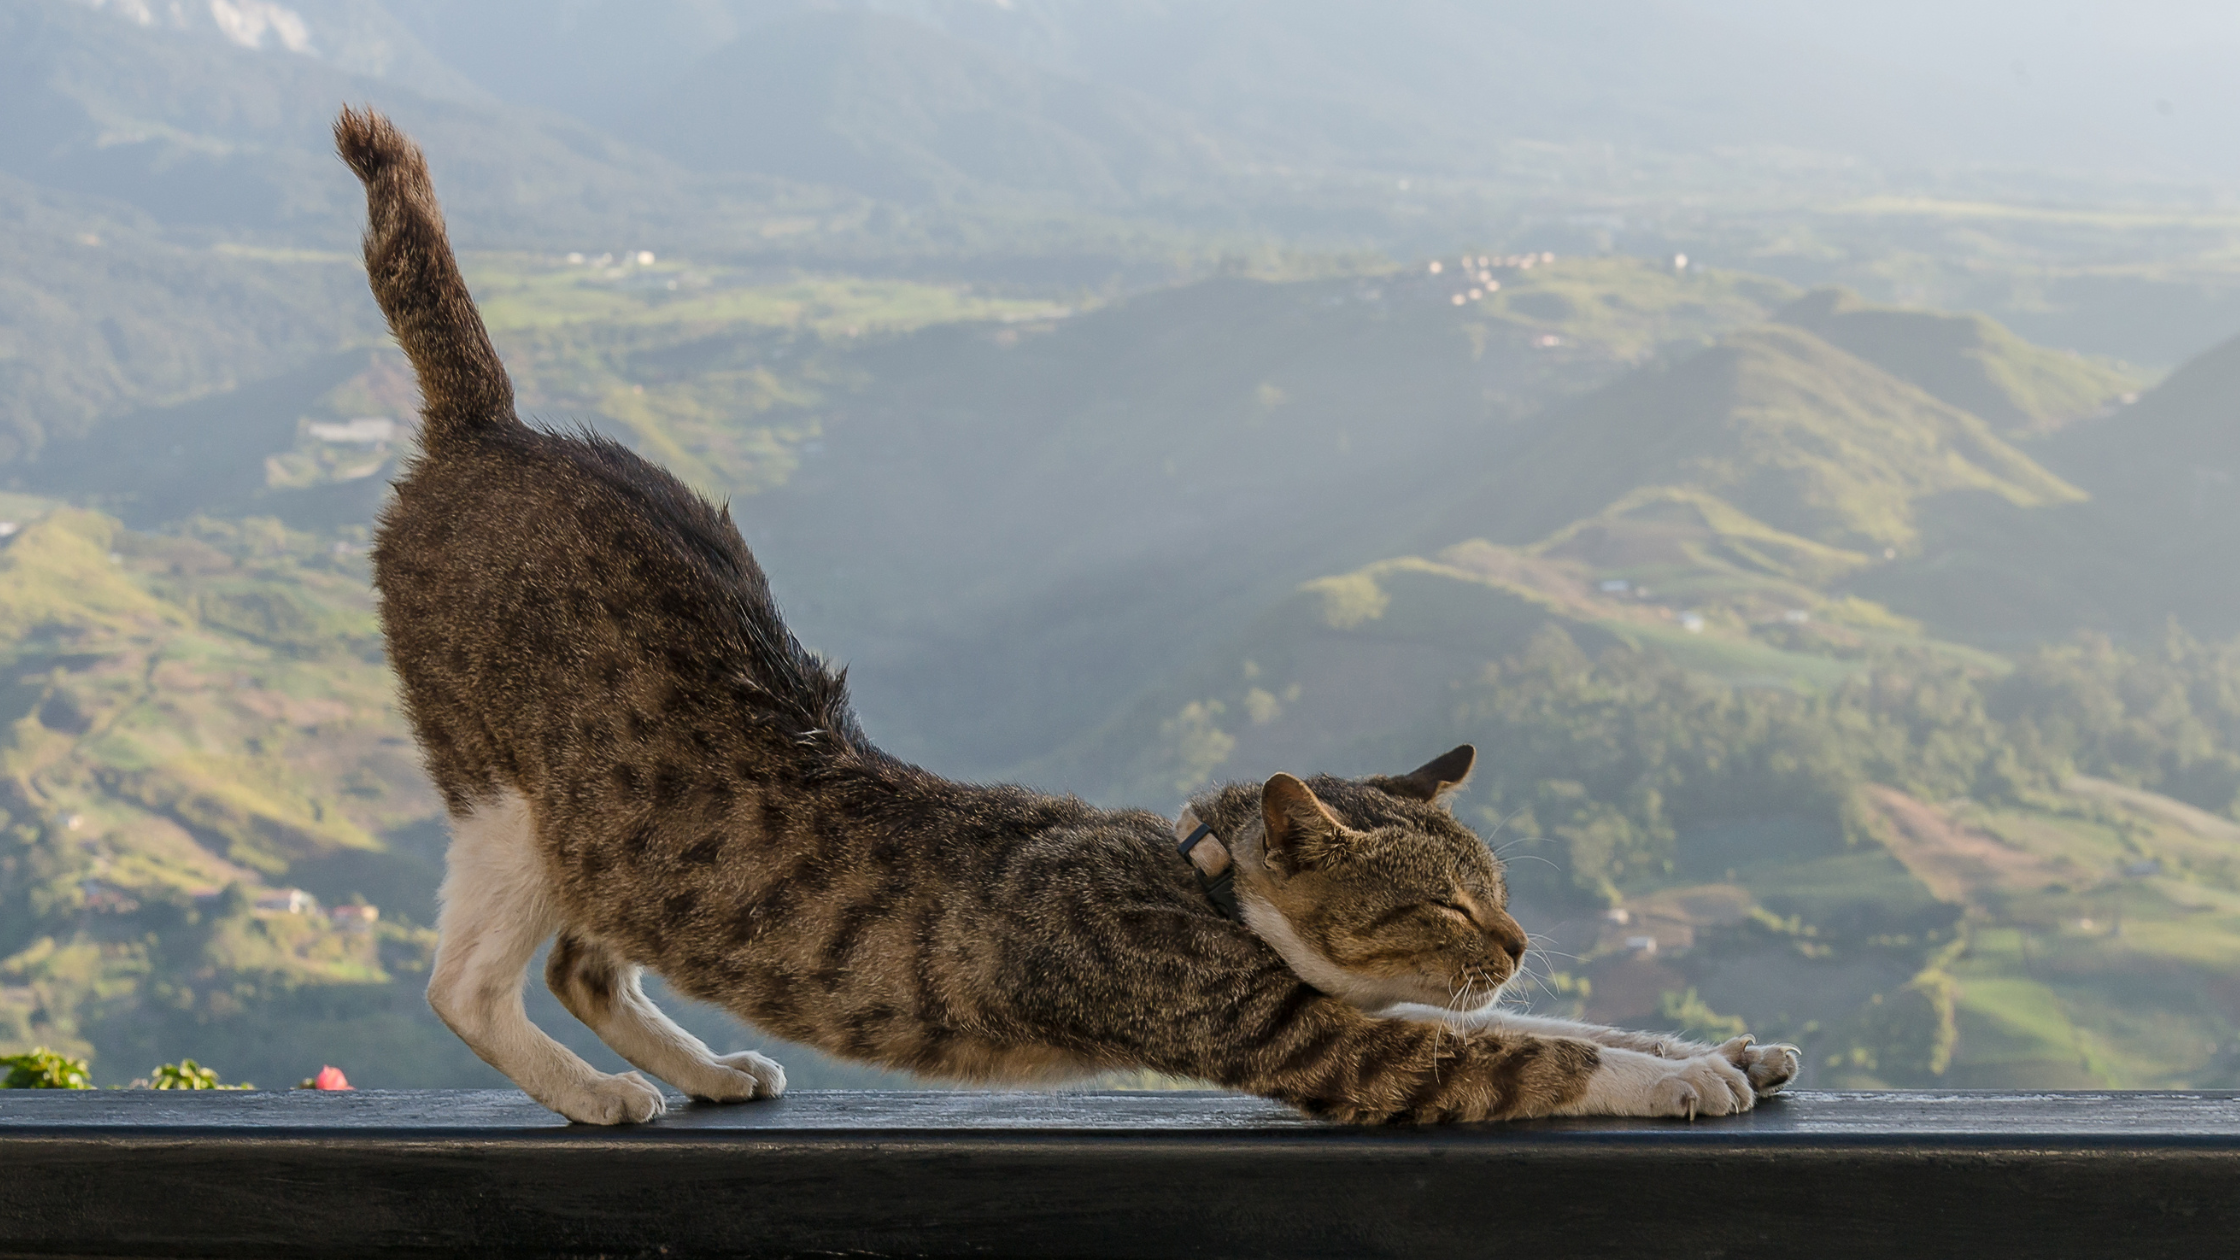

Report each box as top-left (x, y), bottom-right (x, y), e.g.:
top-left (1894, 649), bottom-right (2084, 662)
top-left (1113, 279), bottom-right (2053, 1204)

top-left (338, 108), bottom-right (1791, 1125)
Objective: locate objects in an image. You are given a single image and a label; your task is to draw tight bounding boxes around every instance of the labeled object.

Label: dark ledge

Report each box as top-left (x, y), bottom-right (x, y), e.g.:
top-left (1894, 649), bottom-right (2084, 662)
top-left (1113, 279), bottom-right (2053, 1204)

top-left (6, 1089), bottom-right (2238, 1258)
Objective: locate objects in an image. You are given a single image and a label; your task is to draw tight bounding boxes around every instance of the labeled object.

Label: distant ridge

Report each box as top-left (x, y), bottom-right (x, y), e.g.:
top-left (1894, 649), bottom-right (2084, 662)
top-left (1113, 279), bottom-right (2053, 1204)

top-left (2052, 329), bottom-right (2240, 511)
top-left (1425, 323), bottom-right (2082, 555)
top-left (1841, 328), bottom-right (2240, 639)
top-left (617, 9), bottom-right (1229, 204)
top-left (1777, 288), bottom-right (2139, 436)
top-left (0, 0), bottom-right (745, 245)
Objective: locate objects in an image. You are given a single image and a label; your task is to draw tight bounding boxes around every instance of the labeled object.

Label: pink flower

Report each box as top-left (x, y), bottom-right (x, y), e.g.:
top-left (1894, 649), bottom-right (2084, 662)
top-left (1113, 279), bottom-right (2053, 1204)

top-left (313, 1066), bottom-right (352, 1091)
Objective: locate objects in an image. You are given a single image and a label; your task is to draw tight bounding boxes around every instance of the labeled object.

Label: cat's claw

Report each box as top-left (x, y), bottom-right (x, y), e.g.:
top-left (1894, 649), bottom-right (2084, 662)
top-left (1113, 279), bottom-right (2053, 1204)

top-left (693, 1050), bottom-right (788, 1102)
top-left (552, 1070), bottom-right (668, 1125)
top-left (1715, 1035), bottom-right (1801, 1097)
top-left (650, 1049), bottom-right (787, 1103)
top-left (1577, 1046), bottom-right (1756, 1118)
top-left (1652, 1052), bottom-right (1755, 1118)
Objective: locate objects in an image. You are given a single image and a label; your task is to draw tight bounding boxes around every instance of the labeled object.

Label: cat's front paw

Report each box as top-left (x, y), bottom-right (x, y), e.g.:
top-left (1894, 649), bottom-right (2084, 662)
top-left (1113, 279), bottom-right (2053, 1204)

top-left (1573, 1047), bottom-right (1754, 1119)
top-left (1648, 1053), bottom-right (1755, 1118)
top-left (550, 1070), bottom-right (668, 1125)
top-left (1713, 1035), bottom-right (1801, 1097)
top-left (698, 1049), bottom-right (787, 1102)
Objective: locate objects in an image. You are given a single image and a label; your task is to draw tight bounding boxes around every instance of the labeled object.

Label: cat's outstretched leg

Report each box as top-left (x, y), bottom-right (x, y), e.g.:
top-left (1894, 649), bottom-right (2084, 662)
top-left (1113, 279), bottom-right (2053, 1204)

top-left (428, 790), bottom-right (666, 1124)
top-left (545, 932), bottom-right (786, 1103)
top-left (1385, 1005), bottom-right (1800, 1097)
top-left (1185, 979), bottom-right (1760, 1123)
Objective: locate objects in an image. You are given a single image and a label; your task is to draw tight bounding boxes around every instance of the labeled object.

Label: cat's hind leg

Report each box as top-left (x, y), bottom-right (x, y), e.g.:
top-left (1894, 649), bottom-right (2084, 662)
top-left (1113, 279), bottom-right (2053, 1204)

top-left (428, 790), bottom-right (667, 1124)
top-left (545, 931), bottom-right (786, 1103)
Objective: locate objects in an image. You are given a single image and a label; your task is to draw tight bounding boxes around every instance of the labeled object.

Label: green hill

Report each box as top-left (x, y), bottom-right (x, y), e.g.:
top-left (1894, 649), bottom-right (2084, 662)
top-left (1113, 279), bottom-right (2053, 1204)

top-left (0, 177), bottom-right (378, 468)
top-left (3, 231), bottom-right (2229, 1096)
top-left (0, 503), bottom-right (446, 1081)
top-left (1424, 322), bottom-right (2083, 555)
top-left (1532, 485), bottom-right (1874, 593)
top-left (1030, 538), bottom-right (2240, 1092)
top-left (1024, 540), bottom-right (1873, 810)
top-left (1776, 287), bottom-right (2141, 436)
top-left (0, 502), bottom-right (909, 1090)
top-left (1015, 286), bottom-right (2240, 1093)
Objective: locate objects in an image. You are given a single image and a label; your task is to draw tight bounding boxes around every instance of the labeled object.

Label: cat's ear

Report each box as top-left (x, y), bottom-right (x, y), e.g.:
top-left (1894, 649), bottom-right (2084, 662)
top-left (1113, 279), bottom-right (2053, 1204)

top-left (1382, 744), bottom-right (1476, 801)
top-left (1262, 773), bottom-right (1347, 874)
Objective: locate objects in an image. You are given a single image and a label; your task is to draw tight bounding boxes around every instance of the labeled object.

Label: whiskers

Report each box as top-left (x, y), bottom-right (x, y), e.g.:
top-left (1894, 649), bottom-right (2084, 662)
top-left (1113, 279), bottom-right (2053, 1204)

top-left (1480, 804), bottom-right (1535, 853)
top-left (1487, 828), bottom-right (1561, 874)
top-left (1494, 933), bottom-right (1580, 1014)
top-left (1426, 974), bottom-right (1486, 1081)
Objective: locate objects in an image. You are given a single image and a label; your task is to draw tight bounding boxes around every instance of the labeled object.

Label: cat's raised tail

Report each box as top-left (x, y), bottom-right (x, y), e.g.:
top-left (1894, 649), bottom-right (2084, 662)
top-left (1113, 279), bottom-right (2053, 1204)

top-left (334, 106), bottom-right (520, 450)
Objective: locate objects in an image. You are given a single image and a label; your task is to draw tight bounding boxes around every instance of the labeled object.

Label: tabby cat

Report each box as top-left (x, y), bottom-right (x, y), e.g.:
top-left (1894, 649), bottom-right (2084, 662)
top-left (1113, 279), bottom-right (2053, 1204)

top-left (336, 108), bottom-right (1797, 1125)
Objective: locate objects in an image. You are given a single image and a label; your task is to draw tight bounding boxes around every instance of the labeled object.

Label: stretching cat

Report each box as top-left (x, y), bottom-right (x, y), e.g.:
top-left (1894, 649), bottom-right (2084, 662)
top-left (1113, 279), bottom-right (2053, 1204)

top-left (335, 107), bottom-right (1797, 1125)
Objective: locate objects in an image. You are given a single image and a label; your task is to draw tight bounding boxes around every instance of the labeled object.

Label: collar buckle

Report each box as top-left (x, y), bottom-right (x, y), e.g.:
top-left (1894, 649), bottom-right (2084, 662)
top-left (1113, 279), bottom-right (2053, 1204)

top-left (1173, 807), bottom-right (1242, 920)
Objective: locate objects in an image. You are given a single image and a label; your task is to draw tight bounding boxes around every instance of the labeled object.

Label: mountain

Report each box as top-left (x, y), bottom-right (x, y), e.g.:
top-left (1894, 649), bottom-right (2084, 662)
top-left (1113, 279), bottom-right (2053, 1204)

top-left (378, 0), bottom-right (2240, 186)
top-left (0, 0), bottom-right (761, 247)
top-left (1, 225), bottom-right (2234, 1095)
top-left (0, 175), bottom-right (377, 467)
top-left (1022, 535), bottom-right (1874, 809)
top-left (7, 248), bottom-right (1794, 786)
top-left (10, 0), bottom-right (2240, 1103)
top-left (1018, 353), bottom-right (2240, 1094)
top-left (1020, 512), bottom-right (2240, 1092)
top-left (725, 257), bottom-right (1789, 775)
top-left (616, 9), bottom-right (1229, 205)
top-left (997, 275), bottom-right (2240, 1092)
top-left (1422, 322), bottom-right (2084, 556)
top-left (0, 0), bottom-right (876, 473)
top-left (1777, 288), bottom-right (2141, 436)
top-left (2050, 330), bottom-right (2240, 533)
top-left (70, 0), bottom-right (490, 103)
top-left (0, 501), bottom-right (448, 1083)
top-left (1851, 328), bottom-right (2240, 642)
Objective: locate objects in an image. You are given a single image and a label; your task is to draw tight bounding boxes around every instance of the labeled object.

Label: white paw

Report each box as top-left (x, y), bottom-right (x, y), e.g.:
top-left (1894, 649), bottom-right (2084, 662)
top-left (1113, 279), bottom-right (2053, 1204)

top-left (1648, 1052), bottom-right (1755, 1118)
top-left (1568, 1045), bottom-right (1757, 1119)
top-left (681, 1050), bottom-right (787, 1103)
top-left (550, 1070), bottom-right (668, 1125)
top-left (1718, 1035), bottom-right (1800, 1097)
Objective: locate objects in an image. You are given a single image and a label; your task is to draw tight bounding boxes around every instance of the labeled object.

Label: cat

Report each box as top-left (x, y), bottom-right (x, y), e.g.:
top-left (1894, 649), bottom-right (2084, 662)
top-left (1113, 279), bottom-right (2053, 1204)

top-left (335, 107), bottom-right (1798, 1126)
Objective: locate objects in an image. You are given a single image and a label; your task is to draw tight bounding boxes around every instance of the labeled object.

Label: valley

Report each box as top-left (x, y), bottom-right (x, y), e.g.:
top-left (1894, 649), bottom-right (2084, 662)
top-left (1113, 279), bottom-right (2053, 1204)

top-left (5, 0), bottom-right (2240, 1096)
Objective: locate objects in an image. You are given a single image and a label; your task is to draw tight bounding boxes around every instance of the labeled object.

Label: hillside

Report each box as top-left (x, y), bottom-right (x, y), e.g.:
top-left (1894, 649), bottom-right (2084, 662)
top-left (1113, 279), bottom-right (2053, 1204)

top-left (0, 178), bottom-right (377, 467)
top-left (1022, 541), bottom-right (1879, 809)
top-left (1854, 327), bottom-right (2240, 642)
top-left (0, 503), bottom-right (910, 1089)
top-left (1421, 322), bottom-right (2083, 556)
top-left (728, 256), bottom-right (1792, 775)
top-left (1013, 284), bottom-right (2240, 1092)
top-left (1030, 550), bottom-right (2240, 1090)
top-left (1776, 288), bottom-right (2141, 436)
top-left (2, 225), bottom-right (2235, 1095)
top-left (2044, 329), bottom-right (2240, 558)
top-left (6, 0), bottom-right (2240, 1105)
top-left (0, 502), bottom-right (444, 1082)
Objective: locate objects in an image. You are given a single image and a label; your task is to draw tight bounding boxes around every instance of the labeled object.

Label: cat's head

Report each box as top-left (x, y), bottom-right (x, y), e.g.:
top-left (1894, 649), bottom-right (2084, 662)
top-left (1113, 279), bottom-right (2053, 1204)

top-left (1191, 746), bottom-right (1526, 1015)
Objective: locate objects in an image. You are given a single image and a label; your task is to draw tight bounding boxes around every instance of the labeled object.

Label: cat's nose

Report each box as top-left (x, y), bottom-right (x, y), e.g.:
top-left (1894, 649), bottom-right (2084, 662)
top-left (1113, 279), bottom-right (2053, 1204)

top-left (1489, 913), bottom-right (1528, 963)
